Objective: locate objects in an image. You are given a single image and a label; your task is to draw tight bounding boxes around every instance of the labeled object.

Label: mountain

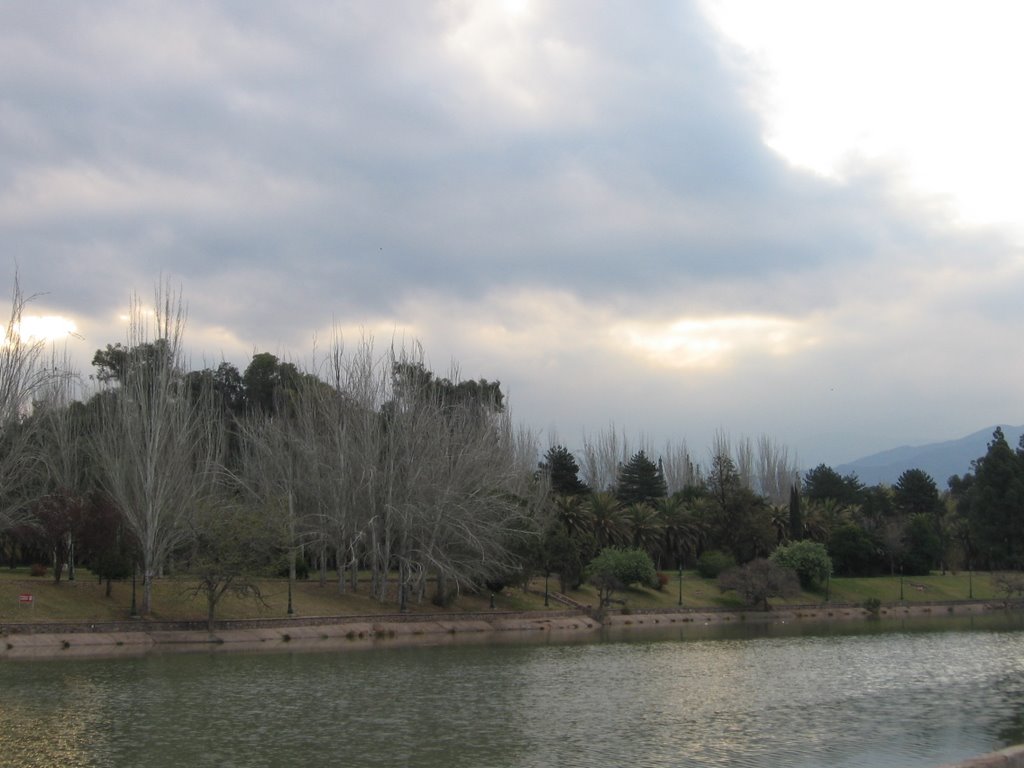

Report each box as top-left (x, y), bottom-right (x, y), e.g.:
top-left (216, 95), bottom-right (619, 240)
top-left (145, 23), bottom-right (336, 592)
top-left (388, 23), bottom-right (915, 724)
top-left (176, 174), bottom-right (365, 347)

top-left (834, 424), bottom-right (1024, 489)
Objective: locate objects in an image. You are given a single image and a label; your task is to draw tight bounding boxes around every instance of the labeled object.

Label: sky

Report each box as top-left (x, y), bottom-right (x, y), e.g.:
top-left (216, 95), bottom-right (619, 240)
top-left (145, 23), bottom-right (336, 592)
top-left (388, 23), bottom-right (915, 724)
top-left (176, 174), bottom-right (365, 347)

top-left (2, 0), bottom-right (1023, 470)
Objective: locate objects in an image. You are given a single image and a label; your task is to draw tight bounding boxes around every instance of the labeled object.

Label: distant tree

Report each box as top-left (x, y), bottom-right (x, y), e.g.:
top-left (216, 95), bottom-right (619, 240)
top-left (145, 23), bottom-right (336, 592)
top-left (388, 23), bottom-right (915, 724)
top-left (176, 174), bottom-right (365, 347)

top-left (717, 558), bottom-right (800, 611)
top-left (539, 445), bottom-right (590, 497)
top-left (770, 540), bottom-right (831, 589)
top-left (893, 469), bottom-right (942, 517)
top-left (586, 492), bottom-right (625, 549)
top-left (616, 450), bottom-right (667, 506)
top-left (242, 352), bottom-right (303, 415)
top-left (76, 493), bottom-right (134, 597)
top-left (622, 502), bottom-right (662, 552)
top-left (703, 452), bottom-right (775, 563)
top-left (788, 485), bottom-right (803, 541)
top-left (91, 286), bottom-right (223, 614)
top-left (537, 520), bottom-right (589, 592)
top-left (902, 513), bottom-right (942, 575)
top-left (827, 522), bottom-right (886, 577)
top-left (0, 275), bottom-right (52, 533)
top-left (656, 495), bottom-right (703, 569)
top-left (961, 428), bottom-right (1024, 569)
top-left (187, 498), bottom-right (285, 632)
top-left (184, 362), bottom-right (246, 417)
top-left (586, 547), bottom-right (657, 607)
top-left (803, 464), bottom-right (865, 506)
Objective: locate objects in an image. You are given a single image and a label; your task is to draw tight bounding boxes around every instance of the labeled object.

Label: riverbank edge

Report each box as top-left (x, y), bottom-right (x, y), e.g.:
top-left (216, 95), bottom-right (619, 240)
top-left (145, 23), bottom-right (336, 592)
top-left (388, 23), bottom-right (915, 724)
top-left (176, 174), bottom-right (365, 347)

top-left (938, 744), bottom-right (1024, 768)
top-left (1, 599), bottom-right (1016, 660)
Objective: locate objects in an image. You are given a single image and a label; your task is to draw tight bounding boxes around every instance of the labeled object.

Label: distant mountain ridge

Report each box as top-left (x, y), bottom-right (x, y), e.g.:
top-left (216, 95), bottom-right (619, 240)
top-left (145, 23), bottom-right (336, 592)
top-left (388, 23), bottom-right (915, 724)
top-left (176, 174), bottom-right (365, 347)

top-left (834, 424), bottom-right (1024, 489)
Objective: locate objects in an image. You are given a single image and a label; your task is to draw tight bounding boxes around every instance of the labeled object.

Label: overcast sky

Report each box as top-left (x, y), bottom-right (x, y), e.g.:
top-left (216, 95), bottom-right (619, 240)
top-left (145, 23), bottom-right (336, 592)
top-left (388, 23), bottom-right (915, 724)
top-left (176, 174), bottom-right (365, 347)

top-left (3, 0), bottom-right (1023, 469)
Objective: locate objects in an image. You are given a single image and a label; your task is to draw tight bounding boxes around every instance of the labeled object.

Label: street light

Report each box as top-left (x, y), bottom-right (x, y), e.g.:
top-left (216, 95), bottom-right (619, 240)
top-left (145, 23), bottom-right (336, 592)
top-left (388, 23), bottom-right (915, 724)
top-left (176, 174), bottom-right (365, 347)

top-left (678, 563), bottom-right (683, 607)
top-left (969, 562), bottom-right (974, 600)
top-left (130, 562), bottom-right (139, 619)
top-left (899, 565), bottom-right (904, 602)
top-left (544, 571), bottom-right (550, 607)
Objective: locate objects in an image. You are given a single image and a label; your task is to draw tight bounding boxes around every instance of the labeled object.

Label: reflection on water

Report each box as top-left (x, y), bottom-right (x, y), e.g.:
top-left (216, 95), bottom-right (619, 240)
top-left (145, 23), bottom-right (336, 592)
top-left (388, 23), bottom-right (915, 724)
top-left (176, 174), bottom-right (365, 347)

top-left (2, 613), bottom-right (1024, 768)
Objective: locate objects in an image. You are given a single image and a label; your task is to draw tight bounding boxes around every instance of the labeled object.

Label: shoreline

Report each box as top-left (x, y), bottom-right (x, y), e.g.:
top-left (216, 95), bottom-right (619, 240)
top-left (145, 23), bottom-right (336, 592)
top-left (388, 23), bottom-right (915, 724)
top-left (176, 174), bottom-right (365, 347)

top-left (1, 599), bottom-right (1013, 661)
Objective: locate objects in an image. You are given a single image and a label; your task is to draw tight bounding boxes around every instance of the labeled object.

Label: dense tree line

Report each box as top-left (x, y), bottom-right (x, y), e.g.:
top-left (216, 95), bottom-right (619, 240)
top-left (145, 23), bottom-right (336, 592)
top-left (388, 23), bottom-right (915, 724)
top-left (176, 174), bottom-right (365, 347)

top-left (0, 283), bottom-right (543, 621)
top-left (3, 278), bottom-right (1024, 621)
top-left (536, 426), bottom-right (1024, 596)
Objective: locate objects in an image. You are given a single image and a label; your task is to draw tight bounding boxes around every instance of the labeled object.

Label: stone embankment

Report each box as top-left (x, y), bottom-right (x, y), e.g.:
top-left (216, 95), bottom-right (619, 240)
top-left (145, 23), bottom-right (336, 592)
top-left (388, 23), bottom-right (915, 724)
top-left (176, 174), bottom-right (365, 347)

top-left (1, 599), bottom-right (1015, 660)
top-left (0, 610), bottom-right (601, 660)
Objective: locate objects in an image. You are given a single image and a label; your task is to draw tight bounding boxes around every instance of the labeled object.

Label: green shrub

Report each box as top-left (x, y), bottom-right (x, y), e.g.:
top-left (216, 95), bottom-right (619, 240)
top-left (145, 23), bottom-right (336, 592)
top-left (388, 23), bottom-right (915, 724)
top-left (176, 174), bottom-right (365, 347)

top-left (863, 597), bottom-right (882, 615)
top-left (770, 540), bottom-right (832, 589)
top-left (586, 547), bottom-right (658, 606)
top-left (697, 550), bottom-right (735, 579)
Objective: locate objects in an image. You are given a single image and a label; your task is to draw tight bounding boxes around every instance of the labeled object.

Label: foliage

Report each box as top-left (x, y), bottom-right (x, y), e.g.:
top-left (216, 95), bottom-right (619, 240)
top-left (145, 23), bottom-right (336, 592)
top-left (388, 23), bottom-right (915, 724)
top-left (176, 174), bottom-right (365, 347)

top-left (901, 513), bottom-right (941, 576)
top-left (539, 445), bottom-right (590, 497)
top-left (616, 450), bottom-right (667, 506)
top-left (696, 549), bottom-right (736, 579)
top-left (992, 571), bottom-right (1024, 600)
top-left (585, 492), bottom-right (625, 549)
top-left (187, 499), bottom-right (286, 631)
top-left (586, 547), bottom-right (657, 606)
top-left (717, 558), bottom-right (800, 611)
top-left (828, 523), bottom-right (886, 577)
top-left (770, 540), bottom-right (831, 589)
top-left (954, 428), bottom-right (1024, 570)
top-left (863, 597), bottom-right (881, 615)
top-left (802, 464), bottom-right (865, 506)
top-left (788, 484), bottom-right (803, 541)
top-left (893, 468), bottom-right (942, 517)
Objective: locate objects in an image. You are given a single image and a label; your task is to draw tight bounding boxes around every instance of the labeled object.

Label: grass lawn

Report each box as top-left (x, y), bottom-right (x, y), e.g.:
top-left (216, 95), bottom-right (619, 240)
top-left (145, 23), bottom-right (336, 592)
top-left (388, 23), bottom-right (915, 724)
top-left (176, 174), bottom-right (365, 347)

top-left (0, 567), bottom-right (551, 625)
top-left (0, 567), bottom-right (1003, 624)
top-left (557, 569), bottom-right (1000, 613)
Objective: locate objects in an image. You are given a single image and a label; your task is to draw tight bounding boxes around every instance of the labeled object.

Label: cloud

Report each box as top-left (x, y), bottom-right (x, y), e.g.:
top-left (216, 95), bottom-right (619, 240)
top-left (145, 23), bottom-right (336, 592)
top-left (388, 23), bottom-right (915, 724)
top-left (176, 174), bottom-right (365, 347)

top-left (2, 0), bottom-right (1023, 467)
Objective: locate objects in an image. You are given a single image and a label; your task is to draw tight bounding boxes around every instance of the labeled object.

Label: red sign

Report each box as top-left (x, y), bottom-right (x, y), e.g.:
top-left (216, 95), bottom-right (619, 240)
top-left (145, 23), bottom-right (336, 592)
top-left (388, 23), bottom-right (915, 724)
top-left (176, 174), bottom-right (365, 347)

top-left (18, 593), bottom-right (33, 604)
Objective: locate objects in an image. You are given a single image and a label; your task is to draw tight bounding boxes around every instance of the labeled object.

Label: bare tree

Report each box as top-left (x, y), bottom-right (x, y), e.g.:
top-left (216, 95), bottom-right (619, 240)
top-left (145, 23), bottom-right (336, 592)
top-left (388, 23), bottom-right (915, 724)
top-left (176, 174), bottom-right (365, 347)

top-left (755, 434), bottom-right (800, 505)
top-left (92, 286), bottom-right (222, 614)
top-left (661, 438), bottom-right (699, 494)
top-left (0, 274), bottom-right (51, 532)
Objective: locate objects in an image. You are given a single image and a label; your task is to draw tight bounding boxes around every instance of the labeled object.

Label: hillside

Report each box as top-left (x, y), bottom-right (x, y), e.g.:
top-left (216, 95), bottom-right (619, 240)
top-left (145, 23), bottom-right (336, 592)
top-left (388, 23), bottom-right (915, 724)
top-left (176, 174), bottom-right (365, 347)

top-left (834, 424), bottom-right (1024, 488)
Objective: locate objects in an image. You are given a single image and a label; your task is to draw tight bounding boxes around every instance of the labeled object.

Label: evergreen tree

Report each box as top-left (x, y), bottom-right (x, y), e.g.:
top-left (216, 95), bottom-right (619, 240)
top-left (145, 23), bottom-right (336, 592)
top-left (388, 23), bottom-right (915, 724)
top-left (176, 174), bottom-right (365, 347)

top-left (615, 450), bottom-right (667, 506)
top-left (539, 445), bottom-right (590, 497)
top-left (964, 428), bottom-right (1024, 569)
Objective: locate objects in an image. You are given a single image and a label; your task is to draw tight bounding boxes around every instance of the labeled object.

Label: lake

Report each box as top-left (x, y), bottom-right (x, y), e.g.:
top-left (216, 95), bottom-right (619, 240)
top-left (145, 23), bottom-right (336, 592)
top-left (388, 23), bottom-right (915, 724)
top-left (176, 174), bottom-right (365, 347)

top-left (2, 613), bottom-right (1023, 767)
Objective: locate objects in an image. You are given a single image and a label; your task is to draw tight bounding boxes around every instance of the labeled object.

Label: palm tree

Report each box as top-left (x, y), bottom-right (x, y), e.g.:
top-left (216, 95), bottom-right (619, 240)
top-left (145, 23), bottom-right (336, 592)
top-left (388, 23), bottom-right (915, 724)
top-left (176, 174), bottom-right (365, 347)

top-left (655, 496), bottom-right (703, 568)
top-left (586, 491), bottom-right (626, 549)
top-left (623, 502), bottom-right (663, 553)
top-left (553, 493), bottom-right (590, 538)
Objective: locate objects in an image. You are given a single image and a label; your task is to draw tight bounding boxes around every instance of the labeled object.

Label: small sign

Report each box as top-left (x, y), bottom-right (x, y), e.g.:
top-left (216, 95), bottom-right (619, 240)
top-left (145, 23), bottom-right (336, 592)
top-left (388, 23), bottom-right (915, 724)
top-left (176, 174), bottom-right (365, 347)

top-left (18, 593), bottom-right (33, 605)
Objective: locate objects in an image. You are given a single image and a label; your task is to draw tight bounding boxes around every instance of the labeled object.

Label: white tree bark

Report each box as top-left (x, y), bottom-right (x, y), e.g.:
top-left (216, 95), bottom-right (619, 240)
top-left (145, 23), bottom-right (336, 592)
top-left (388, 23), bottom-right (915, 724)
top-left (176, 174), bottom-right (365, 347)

top-left (92, 286), bottom-right (221, 614)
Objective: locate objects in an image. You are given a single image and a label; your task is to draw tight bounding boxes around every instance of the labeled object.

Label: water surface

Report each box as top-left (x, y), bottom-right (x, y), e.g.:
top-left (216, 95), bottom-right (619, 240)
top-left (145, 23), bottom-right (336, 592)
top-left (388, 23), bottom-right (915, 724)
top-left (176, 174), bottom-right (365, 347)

top-left (2, 614), bottom-right (1022, 767)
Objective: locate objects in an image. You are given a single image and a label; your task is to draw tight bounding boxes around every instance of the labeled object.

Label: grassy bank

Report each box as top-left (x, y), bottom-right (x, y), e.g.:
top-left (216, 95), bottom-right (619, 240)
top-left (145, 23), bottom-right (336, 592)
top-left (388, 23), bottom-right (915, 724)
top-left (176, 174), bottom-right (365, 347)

top-left (0, 567), bottom-right (1003, 626)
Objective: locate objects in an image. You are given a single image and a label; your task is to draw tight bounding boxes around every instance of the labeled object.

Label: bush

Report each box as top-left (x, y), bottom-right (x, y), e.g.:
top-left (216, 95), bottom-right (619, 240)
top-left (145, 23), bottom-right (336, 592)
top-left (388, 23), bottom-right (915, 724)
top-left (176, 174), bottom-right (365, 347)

top-left (863, 597), bottom-right (882, 615)
top-left (697, 550), bottom-right (736, 579)
top-left (586, 547), bottom-right (658, 606)
top-left (29, 563), bottom-right (48, 577)
top-left (770, 540), bottom-right (831, 589)
top-left (655, 572), bottom-right (669, 591)
top-left (717, 558), bottom-right (799, 611)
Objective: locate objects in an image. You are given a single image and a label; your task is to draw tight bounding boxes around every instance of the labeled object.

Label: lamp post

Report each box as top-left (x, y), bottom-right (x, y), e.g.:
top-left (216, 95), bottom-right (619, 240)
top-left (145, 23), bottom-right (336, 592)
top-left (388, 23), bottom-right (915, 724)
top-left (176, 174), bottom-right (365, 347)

top-left (130, 562), bottom-right (139, 619)
top-left (969, 562), bottom-right (974, 600)
top-left (825, 570), bottom-right (830, 603)
top-left (678, 563), bottom-right (683, 607)
top-left (899, 565), bottom-right (904, 602)
top-left (544, 571), bottom-right (550, 607)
